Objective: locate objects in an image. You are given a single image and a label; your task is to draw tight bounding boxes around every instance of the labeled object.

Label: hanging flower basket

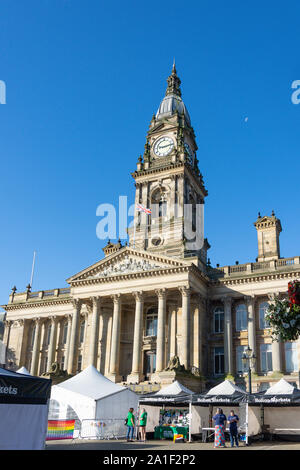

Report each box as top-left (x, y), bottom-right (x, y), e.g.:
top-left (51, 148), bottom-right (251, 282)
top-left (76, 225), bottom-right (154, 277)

top-left (266, 281), bottom-right (300, 342)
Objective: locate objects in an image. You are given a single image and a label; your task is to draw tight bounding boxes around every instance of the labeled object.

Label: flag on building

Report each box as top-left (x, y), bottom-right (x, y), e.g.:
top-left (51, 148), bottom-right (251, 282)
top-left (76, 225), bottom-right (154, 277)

top-left (136, 203), bottom-right (151, 214)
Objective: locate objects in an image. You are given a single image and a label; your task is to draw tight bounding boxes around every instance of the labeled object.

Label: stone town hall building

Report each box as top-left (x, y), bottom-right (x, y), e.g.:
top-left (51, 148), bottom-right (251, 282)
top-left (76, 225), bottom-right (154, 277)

top-left (2, 65), bottom-right (300, 391)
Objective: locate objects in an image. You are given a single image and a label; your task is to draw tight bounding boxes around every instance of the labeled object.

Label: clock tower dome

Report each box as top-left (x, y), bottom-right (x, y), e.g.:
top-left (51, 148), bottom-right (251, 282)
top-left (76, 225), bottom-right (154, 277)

top-left (129, 64), bottom-right (209, 268)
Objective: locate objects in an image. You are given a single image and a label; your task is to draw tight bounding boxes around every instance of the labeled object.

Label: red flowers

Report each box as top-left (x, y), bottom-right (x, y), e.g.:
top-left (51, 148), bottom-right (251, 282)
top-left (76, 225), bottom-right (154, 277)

top-left (288, 281), bottom-right (300, 308)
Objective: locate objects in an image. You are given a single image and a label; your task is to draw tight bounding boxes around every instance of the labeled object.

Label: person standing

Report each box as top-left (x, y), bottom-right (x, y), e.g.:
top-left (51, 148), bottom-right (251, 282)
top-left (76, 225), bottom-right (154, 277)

top-left (212, 408), bottom-right (227, 448)
top-left (126, 407), bottom-right (135, 442)
top-left (227, 410), bottom-right (239, 448)
top-left (139, 408), bottom-right (148, 442)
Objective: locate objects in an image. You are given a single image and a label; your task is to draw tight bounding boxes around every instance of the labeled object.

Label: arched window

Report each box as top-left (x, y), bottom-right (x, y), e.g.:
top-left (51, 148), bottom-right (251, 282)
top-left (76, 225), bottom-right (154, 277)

top-left (259, 302), bottom-right (270, 329)
top-left (145, 308), bottom-right (158, 337)
top-left (236, 304), bottom-right (247, 331)
top-left (79, 321), bottom-right (85, 344)
top-left (214, 307), bottom-right (224, 333)
top-left (151, 188), bottom-right (168, 220)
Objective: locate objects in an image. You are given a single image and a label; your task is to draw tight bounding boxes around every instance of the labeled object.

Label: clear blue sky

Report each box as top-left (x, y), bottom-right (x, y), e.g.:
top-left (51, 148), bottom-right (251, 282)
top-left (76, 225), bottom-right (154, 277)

top-left (0, 0), bottom-right (299, 307)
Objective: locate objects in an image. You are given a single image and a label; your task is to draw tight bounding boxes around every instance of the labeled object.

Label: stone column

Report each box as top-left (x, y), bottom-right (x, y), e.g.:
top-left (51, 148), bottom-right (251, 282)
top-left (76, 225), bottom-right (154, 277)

top-left (67, 299), bottom-right (82, 374)
top-left (272, 341), bottom-right (282, 372)
top-left (168, 303), bottom-right (177, 360)
top-left (245, 295), bottom-right (257, 372)
top-left (180, 286), bottom-right (191, 370)
top-left (64, 314), bottom-right (72, 371)
top-left (268, 293), bottom-right (282, 372)
top-left (109, 294), bottom-right (122, 382)
top-left (128, 291), bottom-right (144, 383)
top-left (47, 316), bottom-right (58, 368)
top-left (88, 296), bottom-right (102, 367)
top-left (3, 320), bottom-right (12, 365)
top-left (30, 318), bottom-right (42, 375)
top-left (155, 289), bottom-right (167, 373)
top-left (223, 296), bottom-right (233, 375)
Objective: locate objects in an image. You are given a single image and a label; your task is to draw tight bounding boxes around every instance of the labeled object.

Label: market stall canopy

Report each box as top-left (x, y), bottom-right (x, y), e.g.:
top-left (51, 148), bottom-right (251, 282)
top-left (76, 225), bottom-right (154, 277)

top-left (49, 365), bottom-right (139, 424)
top-left (0, 366), bottom-right (50, 404)
top-left (16, 366), bottom-right (31, 376)
top-left (193, 380), bottom-right (248, 405)
top-left (55, 364), bottom-right (126, 400)
top-left (154, 381), bottom-right (194, 396)
top-left (0, 367), bottom-right (51, 449)
top-left (265, 378), bottom-right (297, 395)
top-left (250, 378), bottom-right (300, 405)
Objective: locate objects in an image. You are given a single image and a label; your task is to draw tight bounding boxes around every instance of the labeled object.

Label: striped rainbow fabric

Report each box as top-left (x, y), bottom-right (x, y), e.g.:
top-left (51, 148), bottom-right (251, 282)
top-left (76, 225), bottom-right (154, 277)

top-left (46, 420), bottom-right (75, 440)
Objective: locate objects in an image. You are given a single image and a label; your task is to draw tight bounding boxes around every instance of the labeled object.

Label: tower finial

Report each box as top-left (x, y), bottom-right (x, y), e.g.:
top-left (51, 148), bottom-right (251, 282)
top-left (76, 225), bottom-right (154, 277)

top-left (165, 62), bottom-right (181, 97)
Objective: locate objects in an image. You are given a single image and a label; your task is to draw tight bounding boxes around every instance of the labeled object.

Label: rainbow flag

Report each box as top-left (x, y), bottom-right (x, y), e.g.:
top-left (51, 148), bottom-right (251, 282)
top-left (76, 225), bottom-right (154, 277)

top-left (46, 420), bottom-right (75, 440)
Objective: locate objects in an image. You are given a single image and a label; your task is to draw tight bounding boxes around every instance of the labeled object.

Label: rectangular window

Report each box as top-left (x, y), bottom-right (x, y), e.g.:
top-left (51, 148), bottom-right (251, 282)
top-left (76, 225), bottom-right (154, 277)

top-left (260, 344), bottom-right (273, 372)
top-left (285, 343), bottom-right (298, 372)
top-left (236, 305), bottom-right (247, 331)
top-left (77, 355), bottom-right (82, 372)
top-left (214, 310), bottom-right (224, 333)
top-left (214, 347), bottom-right (224, 375)
top-left (236, 345), bottom-right (248, 373)
top-left (259, 302), bottom-right (270, 330)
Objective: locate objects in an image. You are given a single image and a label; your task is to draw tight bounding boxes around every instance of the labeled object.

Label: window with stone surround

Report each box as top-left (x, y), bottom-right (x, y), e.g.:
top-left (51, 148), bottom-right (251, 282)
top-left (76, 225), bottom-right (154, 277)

top-left (63, 322), bottom-right (68, 344)
top-left (259, 302), bottom-right (270, 330)
top-left (236, 304), bottom-right (247, 331)
top-left (145, 308), bottom-right (158, 337)
top-left (214, 347), bottom-right (224, 375)
top-left (214, 306), bottom-right (224, 333)
top-left (260, 344), bottom-right (272, 372)
top-left (79, 320), bottom-right (85, 344)
top-left (285, 342), bottom-right (298, 372)
top-left (236, 345), bottom-right (248, 373)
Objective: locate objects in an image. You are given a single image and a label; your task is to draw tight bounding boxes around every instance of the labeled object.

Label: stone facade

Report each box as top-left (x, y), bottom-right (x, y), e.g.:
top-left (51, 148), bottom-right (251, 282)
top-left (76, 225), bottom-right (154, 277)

top-left (1, 66), bottom-right (300, 392)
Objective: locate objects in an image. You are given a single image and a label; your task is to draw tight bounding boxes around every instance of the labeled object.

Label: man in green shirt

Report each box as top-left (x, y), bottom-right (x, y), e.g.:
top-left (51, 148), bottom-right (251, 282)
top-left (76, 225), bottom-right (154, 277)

top-left (139, 408), bottom-right (148, 442)
top-left (126, 408), bottom-right (135, 442)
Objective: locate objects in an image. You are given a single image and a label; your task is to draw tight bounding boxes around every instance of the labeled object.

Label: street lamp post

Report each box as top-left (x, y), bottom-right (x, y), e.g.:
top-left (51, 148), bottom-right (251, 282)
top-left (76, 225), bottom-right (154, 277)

top-left (242, 346), bottom-right (256, 394)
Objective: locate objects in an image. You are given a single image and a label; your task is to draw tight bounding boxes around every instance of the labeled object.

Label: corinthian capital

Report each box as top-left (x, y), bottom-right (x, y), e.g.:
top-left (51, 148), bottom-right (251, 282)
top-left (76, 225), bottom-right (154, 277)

top-left (111, 293), bottom-right (121, 305)
top-left (72, 298), bottom-right (83, 310)
top-left (244, 294), bottom-right (255, 306)
top-left (179, 286), bottom-right (191, 297)
top-left (221, 296), bottom-right (232, 307)
top-left (132, 291), bottom-right (144, 302)
top-left (155, 288), bottom-right (167, 299)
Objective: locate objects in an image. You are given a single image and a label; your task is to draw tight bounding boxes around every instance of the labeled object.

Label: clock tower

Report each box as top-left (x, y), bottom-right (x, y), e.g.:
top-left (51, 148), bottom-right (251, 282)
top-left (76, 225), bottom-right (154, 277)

top-left (129, 64), bottom-right (209, 268)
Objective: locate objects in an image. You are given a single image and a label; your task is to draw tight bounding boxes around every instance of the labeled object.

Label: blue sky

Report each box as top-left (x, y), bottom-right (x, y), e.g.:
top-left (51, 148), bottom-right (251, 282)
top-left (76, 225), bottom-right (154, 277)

top-left (0, 0), bottom-right (299, 307)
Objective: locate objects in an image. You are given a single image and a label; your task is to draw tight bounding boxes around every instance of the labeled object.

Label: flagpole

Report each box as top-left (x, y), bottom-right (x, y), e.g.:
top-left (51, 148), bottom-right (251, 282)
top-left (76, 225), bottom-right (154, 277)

top-left (30, 251), bottom-right (37, 289)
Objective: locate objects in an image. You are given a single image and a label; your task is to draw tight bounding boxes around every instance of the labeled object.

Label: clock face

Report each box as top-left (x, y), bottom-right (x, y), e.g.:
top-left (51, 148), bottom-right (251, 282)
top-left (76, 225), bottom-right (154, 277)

top-left (153, 136), bottom-right (174, 157)
top-left (184, 142), bottom-right (194, 164)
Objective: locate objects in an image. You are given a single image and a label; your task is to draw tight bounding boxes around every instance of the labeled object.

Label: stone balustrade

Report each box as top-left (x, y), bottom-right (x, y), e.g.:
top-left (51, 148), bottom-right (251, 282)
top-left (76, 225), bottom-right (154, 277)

top-left (209, 256), bottom-right (300, 279)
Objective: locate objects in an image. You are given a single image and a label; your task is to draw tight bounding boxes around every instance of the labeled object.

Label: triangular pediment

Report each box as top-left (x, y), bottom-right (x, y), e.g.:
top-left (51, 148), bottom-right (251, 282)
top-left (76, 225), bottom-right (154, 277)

top-left (67, 247), bottom-right (189, 283)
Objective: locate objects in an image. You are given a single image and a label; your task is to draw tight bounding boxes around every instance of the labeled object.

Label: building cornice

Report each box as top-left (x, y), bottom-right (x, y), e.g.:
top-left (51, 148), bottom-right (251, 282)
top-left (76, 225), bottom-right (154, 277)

top-left (3, 298), bottom-right (73, 312)
top-left (210, 270), bottom-right (300, 287)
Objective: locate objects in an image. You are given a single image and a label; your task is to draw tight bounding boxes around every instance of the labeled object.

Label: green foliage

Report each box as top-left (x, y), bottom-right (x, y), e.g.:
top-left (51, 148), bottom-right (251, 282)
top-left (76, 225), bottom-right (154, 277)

top-left (266, 299), bottom-right (300, 342)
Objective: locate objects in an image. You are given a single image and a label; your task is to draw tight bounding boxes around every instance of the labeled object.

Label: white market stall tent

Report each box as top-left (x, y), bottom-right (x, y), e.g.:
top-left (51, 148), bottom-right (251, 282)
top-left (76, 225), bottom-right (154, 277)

top-left (49, 365), bottom-right (139, 438)
top-left (0, 367), bottom-right (51, 450)
top-left (154, 381), bottom-right (194, 396)
top-left (138, 381), bottom-right (194, 439)
top-left (249, 378), bottom-right (300, 440)
top-left (16, 366), bottom-right (31, 375)
top-left (191, 380), bottom-right (250, 443)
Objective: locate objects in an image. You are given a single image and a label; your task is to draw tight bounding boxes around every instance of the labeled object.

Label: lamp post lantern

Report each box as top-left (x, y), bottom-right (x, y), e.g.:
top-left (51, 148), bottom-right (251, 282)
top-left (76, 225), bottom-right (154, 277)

top-left (242, 346), bottom-right (256, 394)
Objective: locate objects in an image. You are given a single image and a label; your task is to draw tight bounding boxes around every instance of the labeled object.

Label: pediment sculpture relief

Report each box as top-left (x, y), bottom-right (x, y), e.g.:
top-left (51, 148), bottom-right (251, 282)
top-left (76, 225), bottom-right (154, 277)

top-left (93, 256), bottom-right (167, 278)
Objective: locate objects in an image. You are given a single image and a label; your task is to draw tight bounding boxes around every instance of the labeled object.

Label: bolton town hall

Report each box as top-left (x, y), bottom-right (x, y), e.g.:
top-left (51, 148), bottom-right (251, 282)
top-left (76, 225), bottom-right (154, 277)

top-left (2, 66), bottom-right (300, 392)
